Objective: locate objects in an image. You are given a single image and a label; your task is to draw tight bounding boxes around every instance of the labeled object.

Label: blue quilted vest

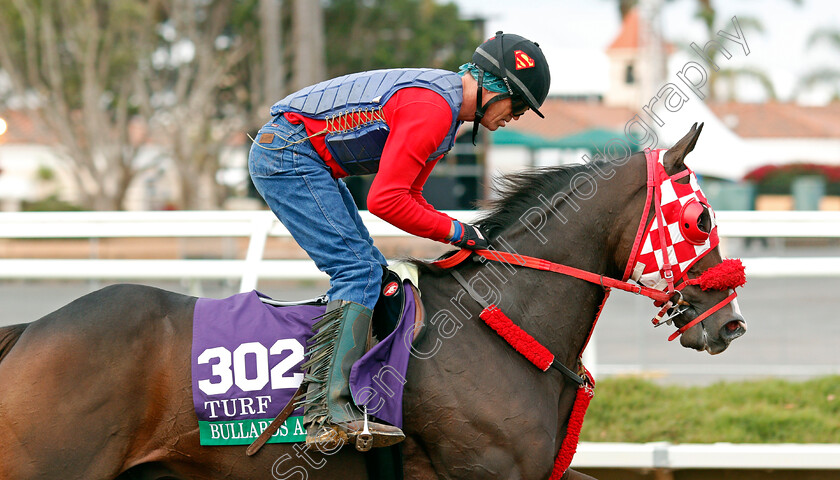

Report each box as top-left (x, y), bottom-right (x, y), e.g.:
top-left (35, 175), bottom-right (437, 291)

top-left (270, 68), bottom-right (463, 175)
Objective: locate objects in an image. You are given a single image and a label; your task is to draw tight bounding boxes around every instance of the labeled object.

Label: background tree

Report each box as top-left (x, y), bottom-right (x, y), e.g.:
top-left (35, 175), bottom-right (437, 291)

top-left (135, 0), bottom-right (255, 209)
top-left (0, 0), bottom-right (157, 210)
top-left (322, 0), bottom-right (481, 77)
top-left (691, 3), bottom-right (776, 102)
top-left (292, 0), bottom-right (326, 91)
top-left (795, 28), bottom-right (840, 102)
top-left (0, 0), bottom-right (256, 210)
top-left (609, 0), bottom-right (793, 102)
top-left (0, 0), bottom-right (479, 210)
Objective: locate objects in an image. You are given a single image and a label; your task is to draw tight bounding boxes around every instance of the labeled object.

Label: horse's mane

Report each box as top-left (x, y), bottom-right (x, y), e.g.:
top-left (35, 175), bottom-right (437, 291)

top-left (412, 160), bottom-right (614, 272)
top-left (475, 160), bottom-right (614, 241)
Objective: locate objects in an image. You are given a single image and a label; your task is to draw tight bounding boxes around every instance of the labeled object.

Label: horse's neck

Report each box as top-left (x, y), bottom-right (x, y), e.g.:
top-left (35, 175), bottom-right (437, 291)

top-left (404, 160), bottom-right (646, 475)
top-left (467, 156), bottom-right (645, 362)
top-left (442, 214), bottom-right (611, 375)
top-left (405, 199), bottom-right (612, 475)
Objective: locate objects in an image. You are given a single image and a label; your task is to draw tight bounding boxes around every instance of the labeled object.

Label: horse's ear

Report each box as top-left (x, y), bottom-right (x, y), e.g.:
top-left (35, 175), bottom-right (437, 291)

top-left (663, 122), bottom-right (704, 173)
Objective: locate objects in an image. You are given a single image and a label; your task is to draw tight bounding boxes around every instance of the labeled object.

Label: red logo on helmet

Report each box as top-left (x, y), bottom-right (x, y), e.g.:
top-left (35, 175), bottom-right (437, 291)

top-left (514, 50), bottom-right (535, 70)
top-left (383, 281), bottom-right (399, 297)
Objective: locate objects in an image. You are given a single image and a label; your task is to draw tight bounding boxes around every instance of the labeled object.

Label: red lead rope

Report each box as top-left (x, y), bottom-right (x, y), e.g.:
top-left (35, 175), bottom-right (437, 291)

top-left (435, 248), bottom-right (673, 304)
top-left (433, 248), bottom-right (740, 478)
top-left (434, 248), bottom-right (742, 342)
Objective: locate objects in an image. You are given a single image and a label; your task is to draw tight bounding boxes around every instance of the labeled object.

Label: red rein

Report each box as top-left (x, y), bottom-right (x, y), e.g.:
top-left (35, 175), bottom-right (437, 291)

top-left (550, 382), bottom-right (594, 479)
top-left (435, 249), bottom-right (746, 476)
top-left (480, 305), bottom-right (555, 371)
top-left (475, 299), bottom-right (592, 478)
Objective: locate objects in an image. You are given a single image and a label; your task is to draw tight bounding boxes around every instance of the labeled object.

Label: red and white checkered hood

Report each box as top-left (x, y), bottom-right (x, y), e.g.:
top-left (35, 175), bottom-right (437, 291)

top-left (630, 149), bottom-right (719, 291)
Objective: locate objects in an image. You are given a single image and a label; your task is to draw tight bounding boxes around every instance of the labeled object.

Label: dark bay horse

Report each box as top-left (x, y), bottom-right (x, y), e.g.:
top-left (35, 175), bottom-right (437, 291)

top-left (0, 125), bottom-right (746, 480)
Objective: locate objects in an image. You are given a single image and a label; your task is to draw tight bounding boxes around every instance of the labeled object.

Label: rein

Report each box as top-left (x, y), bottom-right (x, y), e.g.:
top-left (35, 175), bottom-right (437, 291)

top-left (432, 248), bottom-right (739, 479)
top-left (434, 246), bottom-right (673, 380)
top-left (436, 250), bottom-right (597, 479)
top-left (430, 150), bottom-right (745, 477)
top-left (435, 243), bottom-right (742, 345)
top-left (449, 269), bottom-right (585, 385)
top-left (437, 248), bottom-right (673, 304)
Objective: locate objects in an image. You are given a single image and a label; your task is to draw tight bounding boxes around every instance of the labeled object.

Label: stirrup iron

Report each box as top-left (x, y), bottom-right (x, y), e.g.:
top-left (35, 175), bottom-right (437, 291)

top-left (355, 406), bottom-right (374, 452)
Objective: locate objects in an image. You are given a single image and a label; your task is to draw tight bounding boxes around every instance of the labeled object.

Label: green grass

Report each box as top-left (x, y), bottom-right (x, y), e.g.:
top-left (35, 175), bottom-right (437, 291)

top-left (579, 376), bottom-right (840, 443)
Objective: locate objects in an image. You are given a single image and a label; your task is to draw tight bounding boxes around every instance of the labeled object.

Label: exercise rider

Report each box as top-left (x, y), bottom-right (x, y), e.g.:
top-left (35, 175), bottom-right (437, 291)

top-left (248, 31), bottom-right (551, 452)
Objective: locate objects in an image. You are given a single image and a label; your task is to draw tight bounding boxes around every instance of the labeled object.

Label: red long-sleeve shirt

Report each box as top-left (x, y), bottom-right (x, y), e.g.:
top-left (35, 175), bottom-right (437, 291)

top-left (285, 87), bottom-right (457, 242)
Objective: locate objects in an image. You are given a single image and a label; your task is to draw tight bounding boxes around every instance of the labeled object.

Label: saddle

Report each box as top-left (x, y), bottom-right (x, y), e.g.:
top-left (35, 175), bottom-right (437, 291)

top-left (248, 266), bottom-right (424, 456)
top-left (259, 267), bottom-right (425, 347)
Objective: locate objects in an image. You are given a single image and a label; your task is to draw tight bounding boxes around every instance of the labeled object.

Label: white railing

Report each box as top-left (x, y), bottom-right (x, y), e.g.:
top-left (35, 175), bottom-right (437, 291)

top-left (2, 208), bottom-right (838, 319)
top-left (571, 442), bottom-right (840, 470)
top-left (3, 210), bottom-right (840, 472)
top-left (4, 209), bottom-right (833, 375)
top-left (1, 210), bottom-right (839, 288)
top-left (0, 210), bottom-right (481, 292)
top-left (717, 211), bottom-right (840, 278)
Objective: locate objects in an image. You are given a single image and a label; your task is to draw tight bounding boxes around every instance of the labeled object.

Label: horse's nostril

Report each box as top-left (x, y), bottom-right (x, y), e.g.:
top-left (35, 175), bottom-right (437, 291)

top-left (721, 319), bottom-right (746, 340)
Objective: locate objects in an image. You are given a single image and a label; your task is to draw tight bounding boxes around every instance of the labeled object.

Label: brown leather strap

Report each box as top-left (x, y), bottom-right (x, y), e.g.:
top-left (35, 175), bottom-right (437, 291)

top-left (409, 283), bottom-right (425, 342)
top-left (246, 384), bottom-right (306, 456)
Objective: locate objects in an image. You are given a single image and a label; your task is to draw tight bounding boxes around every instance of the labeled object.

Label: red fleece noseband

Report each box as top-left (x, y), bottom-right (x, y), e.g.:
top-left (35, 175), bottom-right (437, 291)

top-left (684, 258), bottom-right (746, 291)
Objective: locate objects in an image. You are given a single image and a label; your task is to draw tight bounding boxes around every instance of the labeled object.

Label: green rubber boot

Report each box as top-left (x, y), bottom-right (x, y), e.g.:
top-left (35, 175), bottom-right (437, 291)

top-left (299, 300), bottom-right (405, 452)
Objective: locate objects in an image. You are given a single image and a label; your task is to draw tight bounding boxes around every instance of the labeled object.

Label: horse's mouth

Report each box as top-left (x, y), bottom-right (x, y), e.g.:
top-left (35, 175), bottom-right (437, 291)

top-left (704, 339), bottom-right (728, 355)
top-left (697, 319), bottom-right (747, 355)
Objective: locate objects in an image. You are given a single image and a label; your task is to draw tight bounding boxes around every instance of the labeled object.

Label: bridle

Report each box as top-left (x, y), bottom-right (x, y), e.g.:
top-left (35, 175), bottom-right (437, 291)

top-left (433, 148), bottom-right (746, 374)
top-left (431, 150), bottom-right (745, 478)
top-left (626, 148), bottom-right (744, 340)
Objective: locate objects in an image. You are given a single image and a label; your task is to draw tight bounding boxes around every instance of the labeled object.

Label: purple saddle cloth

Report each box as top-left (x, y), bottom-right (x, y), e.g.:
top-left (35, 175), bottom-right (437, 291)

top-left (191, 286), bottom-right (415, 445)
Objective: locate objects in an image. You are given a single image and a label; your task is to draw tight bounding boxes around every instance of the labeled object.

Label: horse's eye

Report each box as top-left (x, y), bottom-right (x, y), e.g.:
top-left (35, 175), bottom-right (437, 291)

top-left (697, 207), bottom-right (711, 234)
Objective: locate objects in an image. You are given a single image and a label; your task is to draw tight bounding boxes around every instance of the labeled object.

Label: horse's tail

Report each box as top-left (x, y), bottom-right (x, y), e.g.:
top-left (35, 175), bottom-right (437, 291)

top-left (0, 324), bottom-right (28, 365)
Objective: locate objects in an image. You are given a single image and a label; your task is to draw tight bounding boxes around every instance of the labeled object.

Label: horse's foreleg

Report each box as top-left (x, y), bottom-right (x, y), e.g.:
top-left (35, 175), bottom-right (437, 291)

top-left (562, 468), bottom-right (598, 480)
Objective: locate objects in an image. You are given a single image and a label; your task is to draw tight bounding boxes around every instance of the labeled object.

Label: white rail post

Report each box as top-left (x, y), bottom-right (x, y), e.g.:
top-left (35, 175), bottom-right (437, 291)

top-left (239, 214), bottom-right (274, 293)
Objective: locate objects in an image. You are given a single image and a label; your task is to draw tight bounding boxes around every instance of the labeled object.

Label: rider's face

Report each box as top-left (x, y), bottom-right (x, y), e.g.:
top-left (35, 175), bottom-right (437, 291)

top-left (479, 92), bottom-right (529, 130)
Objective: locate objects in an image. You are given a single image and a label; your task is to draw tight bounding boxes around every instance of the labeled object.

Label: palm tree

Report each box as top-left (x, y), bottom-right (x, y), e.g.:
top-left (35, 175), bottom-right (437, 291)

top-left (795, 28), bottom-right (840, 101)
top-left (610, 0), bottom-right (790, 102)
top-left (693, 7), bottom-right (776, 101)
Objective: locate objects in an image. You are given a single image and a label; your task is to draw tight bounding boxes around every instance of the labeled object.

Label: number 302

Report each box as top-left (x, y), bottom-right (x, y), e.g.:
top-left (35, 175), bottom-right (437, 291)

top-left (197, 339), bottom-right (304, 395)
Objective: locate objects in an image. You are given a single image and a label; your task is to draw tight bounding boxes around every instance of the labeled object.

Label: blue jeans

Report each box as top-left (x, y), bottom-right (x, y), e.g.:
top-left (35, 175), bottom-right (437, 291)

top-left (248, 117), bottom-right (388, 311)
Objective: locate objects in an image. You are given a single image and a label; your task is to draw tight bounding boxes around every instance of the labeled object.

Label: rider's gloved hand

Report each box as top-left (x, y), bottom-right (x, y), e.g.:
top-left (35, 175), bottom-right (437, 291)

top-left (448, 221), bottom-right (489, 250)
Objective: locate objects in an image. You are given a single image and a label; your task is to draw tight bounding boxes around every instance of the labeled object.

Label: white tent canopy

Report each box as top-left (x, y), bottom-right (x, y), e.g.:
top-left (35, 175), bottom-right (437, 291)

top-left (654, 96), bottom-right (762, 180)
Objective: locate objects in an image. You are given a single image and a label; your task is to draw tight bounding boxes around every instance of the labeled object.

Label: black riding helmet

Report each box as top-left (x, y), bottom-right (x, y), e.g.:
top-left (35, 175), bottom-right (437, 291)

top-left (470, 31), bottom-right (551, 144)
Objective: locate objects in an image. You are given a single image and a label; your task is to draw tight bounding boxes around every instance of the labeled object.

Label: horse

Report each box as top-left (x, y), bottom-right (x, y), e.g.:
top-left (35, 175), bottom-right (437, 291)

top-left (0, 124), bottom-right (746, 480)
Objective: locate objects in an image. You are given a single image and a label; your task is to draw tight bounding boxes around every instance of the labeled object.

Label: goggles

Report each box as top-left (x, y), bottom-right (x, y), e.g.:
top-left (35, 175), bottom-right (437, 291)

top-left (511, 96), bottom-right (529, 116)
